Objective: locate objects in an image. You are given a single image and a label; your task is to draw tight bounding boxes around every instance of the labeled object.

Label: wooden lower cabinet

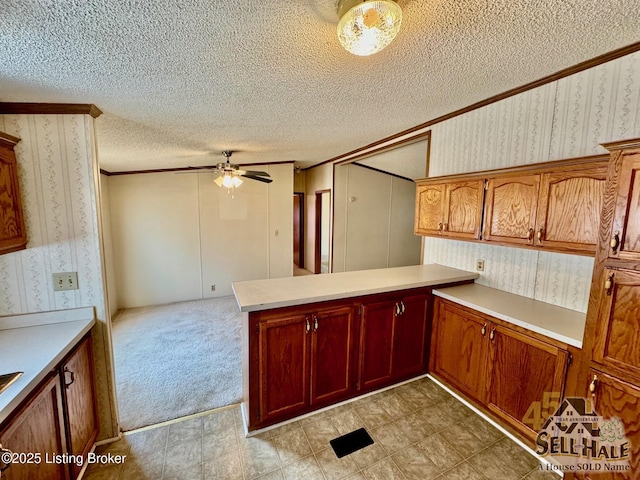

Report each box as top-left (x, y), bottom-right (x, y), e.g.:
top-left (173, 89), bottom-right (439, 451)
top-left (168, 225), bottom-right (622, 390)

top-left (61, 336), bottom-right (99, 479)
top-left (0, 375), bottom-right (69, 480)
top-left (247, 288), bottom-right (433, 430)
top-left (359, 293), bottom-right (429, 390)
top-left (255, 304), bottom-right (356, 426)
top-left (431, 297), bottom-right (569, 442)
top-left (486, 325), bottom-right (568, 440)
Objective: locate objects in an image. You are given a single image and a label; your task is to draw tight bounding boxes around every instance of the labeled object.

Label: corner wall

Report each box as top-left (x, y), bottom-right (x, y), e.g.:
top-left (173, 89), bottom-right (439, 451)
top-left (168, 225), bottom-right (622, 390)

top-left (424, 50), bottom-right (640, 312)
top-left (0, 114), bottom-right (118, 440)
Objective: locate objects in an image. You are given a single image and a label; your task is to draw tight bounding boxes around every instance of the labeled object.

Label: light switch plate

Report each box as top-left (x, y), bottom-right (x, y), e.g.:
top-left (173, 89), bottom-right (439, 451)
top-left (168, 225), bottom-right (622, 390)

top-left (53, 272), bottom-right (79, 291)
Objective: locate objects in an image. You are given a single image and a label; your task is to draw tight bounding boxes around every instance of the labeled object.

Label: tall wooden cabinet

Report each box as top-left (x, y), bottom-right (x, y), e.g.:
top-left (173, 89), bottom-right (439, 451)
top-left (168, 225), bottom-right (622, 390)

top-left (573, 139), bottom-right (640, 480)
top-left (0, 132), bottom-right (26, 255)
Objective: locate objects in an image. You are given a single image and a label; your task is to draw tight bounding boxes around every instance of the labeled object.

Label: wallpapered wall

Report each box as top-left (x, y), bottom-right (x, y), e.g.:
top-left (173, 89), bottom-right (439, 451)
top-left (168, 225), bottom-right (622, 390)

top-left (424, 50), bottom-right (640, 313)
top-left (0, 113), bottom-right (118, 440)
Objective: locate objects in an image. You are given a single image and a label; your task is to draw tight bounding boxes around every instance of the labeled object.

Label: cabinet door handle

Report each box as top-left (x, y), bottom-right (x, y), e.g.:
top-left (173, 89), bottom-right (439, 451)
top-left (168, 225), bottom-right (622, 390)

top-left (527, 228), bottom-right (534, 243)
top-left (64, 367), bottom-right (75, 389)
top-left (400, 301), bottom-right (405, 314)
top-left (537, 228), bottom-right (544, 244)
top-left (305, 319), bottom-right (310, 334)
top-left (0, 444), bottom-right (13, 474)
top-left (313, 316), bottom-right (319, 332)
top-left (438, 222), bottom-right (443, 234)
top-left (489, 328), bottom-right (496, 341)
top-left (443, 223), bottom-right (448, 232)
top-left (610, 231), bottom-right (620, 254)
top-left (604, 272), bottom-right (615, 295)
top-left (481, 323), bottom-right (487, 336)
top-left (589, 374), bottom-right (598, 397)
top-left (394, 303), bottom-right (400, 316)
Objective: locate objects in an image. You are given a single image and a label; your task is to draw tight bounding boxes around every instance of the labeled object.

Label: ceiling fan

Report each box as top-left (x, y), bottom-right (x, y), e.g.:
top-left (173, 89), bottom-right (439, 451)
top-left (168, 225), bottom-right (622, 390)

top-left (188, 151), bottom-right (272, 188)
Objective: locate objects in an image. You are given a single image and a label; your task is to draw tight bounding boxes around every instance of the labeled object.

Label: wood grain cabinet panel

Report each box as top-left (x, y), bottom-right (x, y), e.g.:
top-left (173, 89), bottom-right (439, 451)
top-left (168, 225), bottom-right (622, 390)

top-left (415, 183), bottom-right (446, 236)
top-left (414, 180), bottom-right (483, 239)
top-left (592, 268), bottom-right (640, 378)
top-left (258, 313), bottom-right (311, 422)
top-left (0, 132), bottom-right (26, 255)
top-left (359, 299), bottom-right (396, 389)
top-left (0, 375), bottom-right (69, 480)
top-left (588, 370), bottom-right (640, 479)
top-left (310, 306), bottom-right (356, 406)
top-left (486, 325), bottom-right (568, 440)
top-left (608, 152), bottom-right (640, 263)
top-left (536, 168), bottom-right (607, 253)
top-left (61, 336), bottom-right (98, 480)
top-left (392, 293), bottom-right (429, 379)
top-left (483, 174), bottom-right (540, 245)
top-left (431, 298), bottom-right (489, 401)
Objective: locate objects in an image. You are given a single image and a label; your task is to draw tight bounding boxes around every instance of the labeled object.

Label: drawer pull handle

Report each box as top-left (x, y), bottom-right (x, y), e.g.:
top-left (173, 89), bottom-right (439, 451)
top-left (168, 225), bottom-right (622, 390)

top-left (604, 272), bottom-right (614, 295)
top-left (64, 368), bottom-right (75, 389)
top-left (610, 231), bottom-right (620, 253)
top-left (589, 374), bottom-right (598, 396)
top-left (0, 444), bottom-right (13, 474)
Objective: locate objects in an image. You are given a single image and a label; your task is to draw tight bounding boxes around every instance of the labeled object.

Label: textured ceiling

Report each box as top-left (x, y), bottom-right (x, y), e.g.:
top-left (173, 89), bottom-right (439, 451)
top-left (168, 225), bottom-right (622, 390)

top-left (1, 1), bottom-right (639, 172)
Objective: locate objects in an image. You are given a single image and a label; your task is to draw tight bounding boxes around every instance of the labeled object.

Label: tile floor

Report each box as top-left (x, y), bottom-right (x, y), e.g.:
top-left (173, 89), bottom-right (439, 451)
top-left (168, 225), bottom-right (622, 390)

top-left (83, 377), bottom-right (559, 480)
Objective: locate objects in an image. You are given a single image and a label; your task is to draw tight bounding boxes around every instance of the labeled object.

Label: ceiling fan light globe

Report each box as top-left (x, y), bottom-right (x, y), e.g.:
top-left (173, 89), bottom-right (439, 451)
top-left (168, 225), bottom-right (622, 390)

top-left (214, 176), bottom-right (224, 187)
top-left (337, 0), bottom-right (402, 56)
top-left (221, 174), bottom-right (235, 188)
top-left (232, 176), bottom-right (243, 188)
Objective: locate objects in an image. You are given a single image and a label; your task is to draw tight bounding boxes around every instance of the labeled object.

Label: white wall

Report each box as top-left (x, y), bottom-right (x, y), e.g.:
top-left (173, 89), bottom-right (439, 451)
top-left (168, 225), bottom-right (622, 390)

top-left (106, 164), bottom-right (293, 308)
top-left (99, 174), bottom-right (118, 317)
top-left (0, 113), bottom-right (118, 440)
top-left (333, 164), bottom-right (422, 272)
top-left (424, 50), bottom-right (640, 313)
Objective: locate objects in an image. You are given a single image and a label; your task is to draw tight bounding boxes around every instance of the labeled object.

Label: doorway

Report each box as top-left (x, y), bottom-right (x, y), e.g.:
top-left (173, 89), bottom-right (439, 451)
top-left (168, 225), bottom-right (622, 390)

top-left (293, 192), bottom-right (304, 268)
top-left (315, 189), bottom-right (331, 274)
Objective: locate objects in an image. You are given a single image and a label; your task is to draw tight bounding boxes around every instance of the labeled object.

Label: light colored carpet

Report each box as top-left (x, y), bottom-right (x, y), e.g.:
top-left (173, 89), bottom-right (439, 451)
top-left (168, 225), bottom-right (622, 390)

top-left (111, 296), bottom-right (242, 431)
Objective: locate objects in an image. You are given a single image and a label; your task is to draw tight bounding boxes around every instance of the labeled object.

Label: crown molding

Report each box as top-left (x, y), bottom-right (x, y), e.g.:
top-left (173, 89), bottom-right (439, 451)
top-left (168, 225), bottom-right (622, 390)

top-left (0, 103), bottom-right (102, 118)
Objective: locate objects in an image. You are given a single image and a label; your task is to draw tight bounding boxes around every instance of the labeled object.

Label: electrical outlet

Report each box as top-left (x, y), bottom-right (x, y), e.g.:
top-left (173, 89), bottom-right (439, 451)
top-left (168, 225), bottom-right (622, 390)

top-left (53, 272), bottom-right (79, 291)
top-left (476, 259), bottom-right (485, 272)
top-left (211, 284), bottom-right (216, 292)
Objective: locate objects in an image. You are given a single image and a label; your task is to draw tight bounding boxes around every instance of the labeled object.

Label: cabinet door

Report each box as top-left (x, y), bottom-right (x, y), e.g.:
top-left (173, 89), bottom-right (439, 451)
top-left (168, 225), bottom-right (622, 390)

top-left (61, 336), bottom-right (98, 479)
top-left (414, 183), bottom-right (446, 235)
top-left (359, 299), bottom-right (395, 390)
top-left (442, 180), bottom-right (484, 239)
top-left (483, 175), bottom-right (540, 245)
top-left (593, 269), bottom-right (640, 378)
top-left (392, 293), bottom-right (428, 378)
top-left (0, 375), bottom-right (68, 480)
top-left (609, 152), bottom-right (640, 262)
top-left (259, 313), bottom-right (310, 422)
top-left (431, 299), bottom-right (488, 401)
top-left (589, 370), bottom-right (640, 478)
top-left (0, 139), bottom-right (27, 255)
top-left (486, 325), bottom-right (568, 440)
top-left (536, 168), bottom-right (607, 253)
top-left (310, 306), bottom-right (355, 405)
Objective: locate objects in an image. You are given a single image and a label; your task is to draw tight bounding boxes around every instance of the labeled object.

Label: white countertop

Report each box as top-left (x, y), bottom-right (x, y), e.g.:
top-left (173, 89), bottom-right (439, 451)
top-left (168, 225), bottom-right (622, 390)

top-left (0, 307), bottom-right (95, 426)
top-left (232, 264), bottom-right (479, 312)
top-left (433, 284), bottom-right (586, 348)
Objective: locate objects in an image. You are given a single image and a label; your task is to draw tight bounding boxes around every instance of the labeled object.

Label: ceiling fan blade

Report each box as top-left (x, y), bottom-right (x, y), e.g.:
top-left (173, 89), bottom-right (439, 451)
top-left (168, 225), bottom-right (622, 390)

top-left (242, 170), bottom-right (270, 177)
top-left (242, 174), bottom-right (273, 183)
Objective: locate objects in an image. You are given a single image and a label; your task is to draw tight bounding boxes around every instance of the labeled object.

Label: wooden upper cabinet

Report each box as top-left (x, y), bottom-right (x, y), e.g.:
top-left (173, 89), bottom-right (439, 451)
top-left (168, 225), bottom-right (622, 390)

top-left (415, 183), bottom-right (446, 235)
top-left (414, 180), bottom-right (483, 239)
top-left (608, 151), bottom-right (640, 263)
top-left (483, 174), bottom-right (540, 245)
top-left (443, 180), bottom-right (484, 239)
top-left (0, 132), bottom-right (26, 255)
top-left (535, 167), bottom-right (607, 254)
top-left (592, 268), bottom-right (640, 379)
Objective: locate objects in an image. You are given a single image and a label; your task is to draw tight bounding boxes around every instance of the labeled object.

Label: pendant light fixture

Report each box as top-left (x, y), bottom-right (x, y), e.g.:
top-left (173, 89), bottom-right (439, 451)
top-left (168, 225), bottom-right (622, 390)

top-left (337, 0), bottom-right (402, 56)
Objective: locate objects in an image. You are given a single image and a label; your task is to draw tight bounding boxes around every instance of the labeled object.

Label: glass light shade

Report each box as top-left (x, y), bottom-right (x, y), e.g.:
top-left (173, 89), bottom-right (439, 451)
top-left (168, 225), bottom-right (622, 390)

top-left (221, 174), bottom-right (235, 188)
top-left (232, 176), bottom-right (243, 188)
top-left (337, 0), bottom-right (402, 56)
